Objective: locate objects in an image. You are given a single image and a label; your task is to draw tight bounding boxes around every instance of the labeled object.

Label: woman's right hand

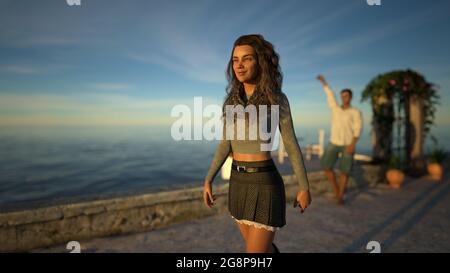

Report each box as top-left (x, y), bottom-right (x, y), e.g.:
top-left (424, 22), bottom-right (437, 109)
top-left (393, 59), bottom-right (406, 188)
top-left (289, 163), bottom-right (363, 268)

top-left (203, 180), bottom-right (215, 208)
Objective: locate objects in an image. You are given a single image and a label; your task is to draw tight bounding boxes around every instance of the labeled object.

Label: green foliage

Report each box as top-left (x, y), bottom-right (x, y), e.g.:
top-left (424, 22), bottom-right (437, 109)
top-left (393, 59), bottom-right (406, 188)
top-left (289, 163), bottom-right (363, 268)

top-left (362, 69), bottom-right (439, 139)
top-left (361, 69), bottom-right (440, 164)
top-left (388, 155), bottom-right (401, 170)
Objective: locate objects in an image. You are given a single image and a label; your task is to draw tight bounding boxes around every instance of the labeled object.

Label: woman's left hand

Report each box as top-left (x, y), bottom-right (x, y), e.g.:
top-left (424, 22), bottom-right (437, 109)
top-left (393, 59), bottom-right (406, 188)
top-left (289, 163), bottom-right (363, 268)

top-left (295, 190), bottom-right (312, 213)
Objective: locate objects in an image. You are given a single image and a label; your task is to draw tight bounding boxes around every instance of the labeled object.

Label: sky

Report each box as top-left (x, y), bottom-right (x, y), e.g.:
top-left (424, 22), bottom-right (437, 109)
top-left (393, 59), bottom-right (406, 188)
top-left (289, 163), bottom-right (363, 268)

top-left (0, 0), bottom-right (449, 133)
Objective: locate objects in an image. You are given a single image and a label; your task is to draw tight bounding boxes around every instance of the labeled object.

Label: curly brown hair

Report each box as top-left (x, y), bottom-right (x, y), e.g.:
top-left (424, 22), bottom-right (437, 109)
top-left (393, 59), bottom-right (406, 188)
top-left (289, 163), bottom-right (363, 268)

top-left (222, 34), bottom-right (283, 116)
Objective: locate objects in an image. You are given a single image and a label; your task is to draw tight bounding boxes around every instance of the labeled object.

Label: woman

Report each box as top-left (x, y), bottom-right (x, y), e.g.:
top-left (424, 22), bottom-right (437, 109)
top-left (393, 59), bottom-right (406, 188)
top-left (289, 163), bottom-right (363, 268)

top-left (203, 34), bottom-right (311, 253)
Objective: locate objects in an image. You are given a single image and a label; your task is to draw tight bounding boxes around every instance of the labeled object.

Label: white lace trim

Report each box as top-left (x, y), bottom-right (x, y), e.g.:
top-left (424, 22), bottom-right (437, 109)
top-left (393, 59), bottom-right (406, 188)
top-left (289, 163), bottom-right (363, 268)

top-left (230, 215), bottom-right (280, 232)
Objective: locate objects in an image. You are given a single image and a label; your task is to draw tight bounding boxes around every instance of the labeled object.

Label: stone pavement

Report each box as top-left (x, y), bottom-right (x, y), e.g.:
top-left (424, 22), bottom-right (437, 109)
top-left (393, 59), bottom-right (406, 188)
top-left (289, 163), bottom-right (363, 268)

top-left (35, 174), bottom-right (449, 253)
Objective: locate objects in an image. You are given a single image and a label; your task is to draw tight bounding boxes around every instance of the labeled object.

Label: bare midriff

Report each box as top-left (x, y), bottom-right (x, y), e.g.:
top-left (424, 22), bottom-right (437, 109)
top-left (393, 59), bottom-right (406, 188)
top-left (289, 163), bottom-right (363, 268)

top-left (232, 152), bottom-right (271, 162)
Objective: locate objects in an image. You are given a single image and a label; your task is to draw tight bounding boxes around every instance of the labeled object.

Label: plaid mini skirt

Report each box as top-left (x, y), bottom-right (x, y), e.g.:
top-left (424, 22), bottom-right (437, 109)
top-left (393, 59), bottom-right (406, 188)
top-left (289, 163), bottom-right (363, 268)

top-left (228, 159), bottom-right (286, 231)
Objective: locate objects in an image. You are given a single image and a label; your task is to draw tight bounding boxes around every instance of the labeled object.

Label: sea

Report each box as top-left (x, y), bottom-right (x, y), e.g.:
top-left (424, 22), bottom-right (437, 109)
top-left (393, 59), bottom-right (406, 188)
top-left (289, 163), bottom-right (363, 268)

top-left (0, 124), bottom-right (448, 212)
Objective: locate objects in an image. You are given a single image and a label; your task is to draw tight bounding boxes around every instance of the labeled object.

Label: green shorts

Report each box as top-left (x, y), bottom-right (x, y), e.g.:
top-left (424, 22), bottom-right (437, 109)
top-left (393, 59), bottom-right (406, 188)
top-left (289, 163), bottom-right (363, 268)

top-left (320, 143), bottom-right (354, 174)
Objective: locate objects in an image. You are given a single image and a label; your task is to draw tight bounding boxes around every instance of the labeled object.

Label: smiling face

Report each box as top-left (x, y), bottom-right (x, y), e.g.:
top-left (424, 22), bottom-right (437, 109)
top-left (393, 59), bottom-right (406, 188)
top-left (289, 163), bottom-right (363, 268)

top-left (232, 45), bottom-right (258, 83)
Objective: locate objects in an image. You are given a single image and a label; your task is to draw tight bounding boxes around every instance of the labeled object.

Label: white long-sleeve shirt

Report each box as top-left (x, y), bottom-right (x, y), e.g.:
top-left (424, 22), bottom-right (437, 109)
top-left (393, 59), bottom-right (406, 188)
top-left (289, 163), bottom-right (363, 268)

top-left (323, 85), bottom-right (363, 146)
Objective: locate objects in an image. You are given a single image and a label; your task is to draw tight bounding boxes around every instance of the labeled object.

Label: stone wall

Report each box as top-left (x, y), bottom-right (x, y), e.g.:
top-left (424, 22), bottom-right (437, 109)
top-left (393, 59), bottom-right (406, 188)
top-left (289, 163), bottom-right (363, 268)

top-left (0, 163), bottom-right (382, 252)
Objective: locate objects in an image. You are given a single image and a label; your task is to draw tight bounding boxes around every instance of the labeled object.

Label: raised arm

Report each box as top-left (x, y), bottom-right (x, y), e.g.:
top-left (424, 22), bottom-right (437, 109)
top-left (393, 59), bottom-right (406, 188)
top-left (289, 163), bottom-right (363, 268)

top-left (317, 74), bottom-right (338, 109)
top-left (278, 93), bottom-right (310, 191)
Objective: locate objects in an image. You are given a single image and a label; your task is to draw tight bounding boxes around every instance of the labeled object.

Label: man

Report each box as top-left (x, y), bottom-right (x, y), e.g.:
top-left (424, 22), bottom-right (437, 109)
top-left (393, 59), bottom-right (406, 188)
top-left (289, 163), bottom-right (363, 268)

top-left (317, 75), bottom-right (363, 205)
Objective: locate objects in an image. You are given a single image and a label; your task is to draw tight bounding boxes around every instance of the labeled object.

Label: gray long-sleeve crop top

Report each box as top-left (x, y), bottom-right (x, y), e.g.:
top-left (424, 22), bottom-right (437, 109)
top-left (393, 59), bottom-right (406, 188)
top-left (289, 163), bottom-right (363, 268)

top-left (204, 91), bottom-right (310, 191)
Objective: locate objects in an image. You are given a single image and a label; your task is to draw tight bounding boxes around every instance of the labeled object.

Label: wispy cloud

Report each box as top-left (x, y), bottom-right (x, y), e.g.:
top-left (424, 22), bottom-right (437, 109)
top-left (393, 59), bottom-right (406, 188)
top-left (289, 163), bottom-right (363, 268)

top-left (0, 92), bottom-right (222, 126)
top-left (127, 1), bottom-right (357, 83)
top-left (127, 16), bottom-right (228, 84)
top-left (0, 0), bottom-right (449, 130)
top-left (313, 5), bottom-right (439, 57)
top-left (11, 36), bottom-right (84, 48)
top-left (0, 64), bottom-right (44, 75)
top-left (0, 63), bottom-right (75, 76)
top-left (91, 83), bottom-right (133, 91)
top-left (277, 1), bottom-right (360, 56)
top-left (128, 51), bottom-right (226, 84)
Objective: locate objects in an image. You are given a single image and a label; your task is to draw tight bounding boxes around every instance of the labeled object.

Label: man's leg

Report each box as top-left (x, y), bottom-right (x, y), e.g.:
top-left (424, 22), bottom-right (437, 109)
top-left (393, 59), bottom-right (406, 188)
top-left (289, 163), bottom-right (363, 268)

top-left (324, 168), bottom-right (339, 199)
top-left (337, 173), bottom-right (348, 205)
top-left (321, 144), bottom-right (339, 199)
top-left (337, 151), bottom-right (354, 205)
